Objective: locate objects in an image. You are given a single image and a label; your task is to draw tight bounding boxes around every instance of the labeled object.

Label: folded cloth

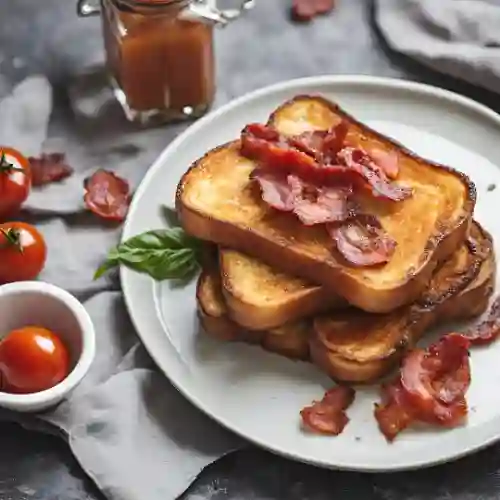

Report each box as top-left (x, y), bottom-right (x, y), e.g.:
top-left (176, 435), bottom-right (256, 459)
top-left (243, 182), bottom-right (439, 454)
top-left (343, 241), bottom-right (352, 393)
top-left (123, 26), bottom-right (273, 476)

top-left (0, 75), bottom-right (243, 500)
top-left (375, 0), bottom-right (500, 94)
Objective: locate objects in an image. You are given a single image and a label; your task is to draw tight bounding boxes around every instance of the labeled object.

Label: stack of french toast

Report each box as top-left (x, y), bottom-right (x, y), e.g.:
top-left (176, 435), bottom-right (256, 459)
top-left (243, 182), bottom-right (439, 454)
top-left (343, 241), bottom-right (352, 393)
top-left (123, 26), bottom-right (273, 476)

top-left (177, 95), bottom-right (495, 384)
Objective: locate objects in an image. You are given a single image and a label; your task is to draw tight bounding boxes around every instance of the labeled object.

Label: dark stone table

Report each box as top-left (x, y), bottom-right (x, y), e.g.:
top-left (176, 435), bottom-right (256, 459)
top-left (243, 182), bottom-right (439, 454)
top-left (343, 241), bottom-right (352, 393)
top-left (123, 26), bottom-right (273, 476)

top-left (2, 1), bottom-right (500, 499)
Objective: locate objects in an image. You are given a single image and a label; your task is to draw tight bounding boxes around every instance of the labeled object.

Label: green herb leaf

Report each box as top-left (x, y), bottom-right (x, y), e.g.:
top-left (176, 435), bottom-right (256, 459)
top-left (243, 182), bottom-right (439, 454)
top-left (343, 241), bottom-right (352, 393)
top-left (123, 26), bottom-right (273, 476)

top-left (95, 227), bottom-right (202, 282)
top-left (93, 259), bottom-right (119, 280)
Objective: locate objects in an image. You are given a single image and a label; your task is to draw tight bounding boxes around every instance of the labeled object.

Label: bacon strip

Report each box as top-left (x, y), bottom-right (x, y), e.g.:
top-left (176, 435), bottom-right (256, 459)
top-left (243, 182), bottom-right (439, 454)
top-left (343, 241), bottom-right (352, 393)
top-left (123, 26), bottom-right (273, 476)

top-left (369, 149), bottom-right (399, 179)
top-left (28, 153), bottom-right (74, 187)
top-left (301, 385), bottom-right (355, 436)
top-left (288, 122), bottom-right (348, 163)
top-left (328, 215), bottom-right (396, 267)
top-left (375, 333), bottom-right (471, 442)
top-left (241, 122), bottom-right (408, 266)
top-left (252, 171), bottom-right (352, 225)
top-left (322, 121), bottom-right (349, 163)
top-left (251, 171), bottom-right (294, 211)
top-left (291, 0), bottom-right (335, 22)
top-left (288, 176), bottom-right (351, 225)
top-left (241, 124), bottom-right (411, 202)
top-left (84, 169), bottom-right (131, 222)
top-left (337, 147), bottom-right (411, 201)
top-left (374, 380), bottom-right (414, 442)
top-left (289, 130), bottom-right (328, 159)
top-left (426, 335), bottom-right (471, 405)
top-left (378, 295), bottom-right (500, 442)
top-left (401, 334), bottom-right (470, 426)
top-left (461, 296), bottom-right (500, 345)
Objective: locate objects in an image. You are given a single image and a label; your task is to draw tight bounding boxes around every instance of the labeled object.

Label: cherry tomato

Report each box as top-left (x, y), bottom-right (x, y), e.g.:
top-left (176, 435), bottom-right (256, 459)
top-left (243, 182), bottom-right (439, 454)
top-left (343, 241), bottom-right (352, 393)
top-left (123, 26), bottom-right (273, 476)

top-left (0, 326), bottom-right (70, 394)
top-left (0, 222), bottom-right (47, 283)
top-left (0, 147), bottom-right (31, 219)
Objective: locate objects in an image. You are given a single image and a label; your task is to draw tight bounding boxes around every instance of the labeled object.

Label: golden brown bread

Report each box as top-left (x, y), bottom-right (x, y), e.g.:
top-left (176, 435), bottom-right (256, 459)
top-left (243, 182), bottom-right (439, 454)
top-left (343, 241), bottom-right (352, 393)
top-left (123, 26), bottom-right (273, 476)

top-left (177, 95), bottom-right (475, 313)
top-left (196, 268), bottom-right (310, 360)
top-left (197, 221), bottom-right (493, 373)
top-left (310, 220), bottom-right (494, 383)
top-left (196, 269), bottom-right (245, 343)
top-left (219, 248), bottom-right (346, 330)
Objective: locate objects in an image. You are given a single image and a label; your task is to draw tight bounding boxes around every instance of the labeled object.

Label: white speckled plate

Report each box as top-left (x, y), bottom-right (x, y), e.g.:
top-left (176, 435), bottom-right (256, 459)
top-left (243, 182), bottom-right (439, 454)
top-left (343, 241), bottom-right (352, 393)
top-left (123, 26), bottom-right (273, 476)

top-left (121, 76), bottom-right (500, 472)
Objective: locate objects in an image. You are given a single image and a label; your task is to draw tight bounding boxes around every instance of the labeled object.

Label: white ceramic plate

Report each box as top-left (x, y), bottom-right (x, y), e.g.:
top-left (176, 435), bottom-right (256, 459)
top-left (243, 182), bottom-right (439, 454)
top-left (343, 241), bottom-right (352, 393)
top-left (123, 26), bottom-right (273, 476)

top-left (121, 76), bottom-right (500, 472)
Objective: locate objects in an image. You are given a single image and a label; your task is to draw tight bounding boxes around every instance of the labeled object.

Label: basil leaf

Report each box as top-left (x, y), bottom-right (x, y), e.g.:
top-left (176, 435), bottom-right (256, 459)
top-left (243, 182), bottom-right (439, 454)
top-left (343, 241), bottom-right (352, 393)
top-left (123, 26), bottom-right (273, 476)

top-left (93, 259), bottom-right (119, 280)
top-left (95, 227), bottom-right (201, 282)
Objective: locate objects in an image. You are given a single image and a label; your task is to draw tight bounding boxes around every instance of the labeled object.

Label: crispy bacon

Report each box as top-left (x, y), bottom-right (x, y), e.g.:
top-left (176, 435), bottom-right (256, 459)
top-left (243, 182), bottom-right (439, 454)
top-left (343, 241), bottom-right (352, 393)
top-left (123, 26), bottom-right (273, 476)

top-left (328, 215), bottom-right (396, 267)
top-left (241, 122), bottom-right (409, 265)
top-left (288, 176), bottom-right (351, 225)
top-left (426, 335), bottom-right (471, 405)
top-left (322, 121), bottom-right (349, 163)
top-left (252, 171), bottom-right (353, 225)
top-left (301, 385), bottom-right (355, 435)
top-left (251, 171), bottom-right (294, 211)
top-left (28, 153), bottom-right (74, 187)
top-left (375, 333), bottom-right (471, 441)
top-left (374, 380), bottom-right (414, 442)
top-left (337, 147), bottom-right (411, 202)
top-left (247, 141), bottom-right (370, 191)
top-left (369, 149), bottom-right (399, 179)
top-left (243, 123), bottom-right (281, 143)
top-left (84, 169), bottom-right (131, 222)
top-left (241, 124), bottom-right (411, 202)
top-left (291, 0), bottom-right (335, 22)
top-left (400, 334), bottom-right (470, 426)
top-left (289, 130), bottom-right (328, 159)
top-left (241, 125), bottom-right (319, 173)
top-left (288, 122), bottom-right (348, 162)
top-left (461, 296), bottom-right (500, 345)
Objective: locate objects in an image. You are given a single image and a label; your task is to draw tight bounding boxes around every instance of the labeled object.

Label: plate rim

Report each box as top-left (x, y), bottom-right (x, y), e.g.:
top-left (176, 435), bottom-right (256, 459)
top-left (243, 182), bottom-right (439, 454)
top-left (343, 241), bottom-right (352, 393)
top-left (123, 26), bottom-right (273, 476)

top-left (121, 75), bottom-right (500, 472)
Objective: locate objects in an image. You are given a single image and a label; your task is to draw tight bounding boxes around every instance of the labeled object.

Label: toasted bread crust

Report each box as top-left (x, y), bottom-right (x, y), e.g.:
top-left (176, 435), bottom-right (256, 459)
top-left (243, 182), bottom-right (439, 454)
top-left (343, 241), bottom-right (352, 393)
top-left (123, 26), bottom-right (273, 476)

top-left (197, 224), bottom-right (494, 380)
top-left (177, 95), bottom-right (475, 313)
top-left (196, 271), bottom-right (241, 342)
top-left (197, 270), bottom-right (310, 360)
top-left (310, 221), bottom-right (494, 383)
top-left (219, 248), bottom-right (346, 330)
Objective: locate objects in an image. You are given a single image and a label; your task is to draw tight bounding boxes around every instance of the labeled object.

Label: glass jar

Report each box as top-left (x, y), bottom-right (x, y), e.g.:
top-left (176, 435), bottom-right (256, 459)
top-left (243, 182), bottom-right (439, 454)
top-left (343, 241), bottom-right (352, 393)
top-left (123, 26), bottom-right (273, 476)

top-left (77, 0), bottom-right (254, 125)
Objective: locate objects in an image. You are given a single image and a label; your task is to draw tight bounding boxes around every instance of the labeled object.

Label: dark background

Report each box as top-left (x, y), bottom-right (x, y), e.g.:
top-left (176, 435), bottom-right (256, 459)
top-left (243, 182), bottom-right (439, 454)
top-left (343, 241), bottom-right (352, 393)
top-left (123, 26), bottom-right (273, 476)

top-left (2, 1), bottom-right (500, 499)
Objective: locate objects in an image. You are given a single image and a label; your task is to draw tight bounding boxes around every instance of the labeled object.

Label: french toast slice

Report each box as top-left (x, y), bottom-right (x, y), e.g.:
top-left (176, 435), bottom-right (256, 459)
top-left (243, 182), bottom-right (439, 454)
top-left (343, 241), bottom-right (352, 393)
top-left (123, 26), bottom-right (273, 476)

top-left (311, 220), bottom-right (494, 383)
top-left (196, 269), bottom-right (245, 343)
top-left (197, 221), bottom-right (493, 372)
top-left (197, 268), bottom-right (310, 360)
top-left (219, 248), bottom-right (346, 331)
top-left (177, 95), bottom-right (475, 313)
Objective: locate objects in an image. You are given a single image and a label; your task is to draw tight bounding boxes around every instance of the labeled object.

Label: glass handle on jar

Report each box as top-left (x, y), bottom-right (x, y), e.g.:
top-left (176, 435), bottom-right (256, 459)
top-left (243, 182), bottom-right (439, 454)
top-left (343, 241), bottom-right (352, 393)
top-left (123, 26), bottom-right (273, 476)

top-left (77, 0), bottom-right (101, 17)
top-left (187, 0), bottom-right (255, 26)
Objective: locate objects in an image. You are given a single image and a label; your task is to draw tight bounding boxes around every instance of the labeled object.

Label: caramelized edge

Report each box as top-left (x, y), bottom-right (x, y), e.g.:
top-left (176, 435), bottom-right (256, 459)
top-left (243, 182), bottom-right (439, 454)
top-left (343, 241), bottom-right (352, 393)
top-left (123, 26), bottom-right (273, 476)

top-left (312, 221), bottom-right (492, 366)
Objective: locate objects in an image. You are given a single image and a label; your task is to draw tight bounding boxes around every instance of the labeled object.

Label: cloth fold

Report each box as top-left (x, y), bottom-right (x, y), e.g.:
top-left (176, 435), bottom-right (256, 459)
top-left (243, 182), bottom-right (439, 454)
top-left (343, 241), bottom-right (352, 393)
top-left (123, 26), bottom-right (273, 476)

top-left (375, 0), bottom-right (500, 94)
top-left (0, 76), bottom-right (242, 500)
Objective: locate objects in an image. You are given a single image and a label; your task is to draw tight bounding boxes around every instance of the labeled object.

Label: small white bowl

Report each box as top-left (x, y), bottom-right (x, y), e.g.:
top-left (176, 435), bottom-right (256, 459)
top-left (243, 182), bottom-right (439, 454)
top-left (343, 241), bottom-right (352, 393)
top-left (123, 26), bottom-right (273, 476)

top-left (0, 281), bottom-right (96, 412)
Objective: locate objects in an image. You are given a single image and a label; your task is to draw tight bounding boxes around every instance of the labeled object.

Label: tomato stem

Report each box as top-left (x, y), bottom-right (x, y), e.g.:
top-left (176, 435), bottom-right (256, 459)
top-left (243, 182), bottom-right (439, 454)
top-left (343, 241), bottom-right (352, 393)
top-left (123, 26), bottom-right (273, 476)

top-left (0, 152), bottom-right (25, 174)
top-left (0, 228), bottom-right (23, 253)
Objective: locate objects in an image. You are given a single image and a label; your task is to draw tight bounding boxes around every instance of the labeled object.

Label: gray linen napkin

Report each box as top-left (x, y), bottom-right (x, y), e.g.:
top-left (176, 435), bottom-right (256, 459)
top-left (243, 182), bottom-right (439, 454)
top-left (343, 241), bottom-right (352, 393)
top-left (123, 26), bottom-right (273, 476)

top-left (375, 0), bottom-right (500, 94)
top-left (0, 76), bottom-right (243, 500)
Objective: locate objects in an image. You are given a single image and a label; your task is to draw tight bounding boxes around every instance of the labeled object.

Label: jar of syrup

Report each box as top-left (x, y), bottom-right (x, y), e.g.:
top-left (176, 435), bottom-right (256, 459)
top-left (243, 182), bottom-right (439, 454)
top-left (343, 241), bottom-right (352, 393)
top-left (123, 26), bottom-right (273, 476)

top-left (77, 0), bottom-right (254, 125)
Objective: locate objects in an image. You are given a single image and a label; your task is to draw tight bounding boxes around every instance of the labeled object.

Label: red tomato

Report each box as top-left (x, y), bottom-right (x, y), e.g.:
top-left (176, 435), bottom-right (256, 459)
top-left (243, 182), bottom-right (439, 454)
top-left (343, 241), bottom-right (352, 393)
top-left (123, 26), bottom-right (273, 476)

top-left (0, 222), bottom-right (47, 283)
top-left (0, 326), bottom-right (70, 394)
top-left (0, 147), bottom-right (31, 219)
